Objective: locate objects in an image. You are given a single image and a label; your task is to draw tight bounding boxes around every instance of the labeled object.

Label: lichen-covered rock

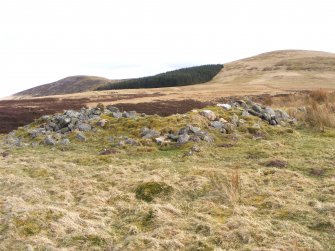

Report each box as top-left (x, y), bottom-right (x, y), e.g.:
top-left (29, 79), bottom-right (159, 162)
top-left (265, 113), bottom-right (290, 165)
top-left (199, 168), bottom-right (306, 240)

top-left (106, 105), bottom-right (119, 113)
top-left (275, 110), bottom-right (290, 122)
top-left (188, 125), bottom-right (201, 134)
top-left (44, 136), bottom-right (56, 146)
top-left (96, 119), bottom-right (108, 127)
top-left (223, 123), bottom-right (236, 133)
top-left (5, 134), bottom-right (21, 147)
top-left (123, 111), bottom-right (137, 119)
top-left (177, 134), bottom-right (190, 144)
top-left (141, 127), bottom-right (160, 139)
top-left (217, 103), bottom-right (232, 110)
top-left (231, 114), bottom-right (239, 126)
top-left (211, 121), bottom-right (224, 129)
top-left (200, 110), bottom-right (216, 121)
top-left (29, 128), bottom-right (46, 138)
top-left (78, 123), bottom-right (92, 132)
top-left (242, 110), bottom-right (250, 117)
top-left (76, 133), bottom-right (86, 142)
top-left (124, 137), bottom-right (138, 146)
top-left (155, 136), bottom-right (168, 145)
top-left (252, 104), bottom-right (263, 113)
top-left (112, 112), bottom-right (123, 119)
top-left (60, 138), bottom-right (70, 145)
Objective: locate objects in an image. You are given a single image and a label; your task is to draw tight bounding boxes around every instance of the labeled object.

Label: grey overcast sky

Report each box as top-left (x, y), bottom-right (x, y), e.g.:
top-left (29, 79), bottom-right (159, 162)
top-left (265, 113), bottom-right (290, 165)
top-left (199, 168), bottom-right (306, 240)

top-left (0, 0), bottom-right (335, 97)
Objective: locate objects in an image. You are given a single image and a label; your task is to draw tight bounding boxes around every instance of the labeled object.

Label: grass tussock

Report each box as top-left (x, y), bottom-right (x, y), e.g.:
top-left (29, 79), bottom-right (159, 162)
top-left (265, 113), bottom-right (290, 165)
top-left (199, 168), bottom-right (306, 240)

top-left (272, 89), bottom-right (335, 130)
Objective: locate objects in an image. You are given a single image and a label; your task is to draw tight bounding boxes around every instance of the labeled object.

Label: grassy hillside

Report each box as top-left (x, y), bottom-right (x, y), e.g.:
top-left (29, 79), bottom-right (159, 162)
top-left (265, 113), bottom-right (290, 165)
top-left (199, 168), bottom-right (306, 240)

top-left (14, 76), bottom-right (115, 97)
top-left (1, 92), bottom-right (334, 250)
top-left (11, 50), bottom-right (335, 103)
top-left (97, 64), bottom-right (224, 90)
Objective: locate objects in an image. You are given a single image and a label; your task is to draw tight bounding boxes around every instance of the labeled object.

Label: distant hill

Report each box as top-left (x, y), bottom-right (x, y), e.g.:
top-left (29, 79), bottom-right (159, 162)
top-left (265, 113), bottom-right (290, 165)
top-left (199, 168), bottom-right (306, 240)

top-left (97, 64), bottom-right (224, 90)
top-left (13, 76), bottom-right (116, 97)
top-left (12, 50), bottom-right (335, 101)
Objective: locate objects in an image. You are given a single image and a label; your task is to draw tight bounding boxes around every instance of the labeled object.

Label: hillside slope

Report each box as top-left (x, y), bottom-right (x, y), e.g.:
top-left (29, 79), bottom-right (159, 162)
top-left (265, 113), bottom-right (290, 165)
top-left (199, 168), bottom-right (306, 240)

top-left (210, 50), bottom-right (335, 93)
top-left (12, 50), bottom-right (335, 103)
top-left (13, 76), bottom-right (115, 97)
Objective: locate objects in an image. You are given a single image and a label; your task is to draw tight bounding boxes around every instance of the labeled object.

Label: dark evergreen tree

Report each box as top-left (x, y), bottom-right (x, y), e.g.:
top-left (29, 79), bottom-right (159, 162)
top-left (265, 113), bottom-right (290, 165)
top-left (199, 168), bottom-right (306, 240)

top-left (96, 64), bottom-right (224, 90)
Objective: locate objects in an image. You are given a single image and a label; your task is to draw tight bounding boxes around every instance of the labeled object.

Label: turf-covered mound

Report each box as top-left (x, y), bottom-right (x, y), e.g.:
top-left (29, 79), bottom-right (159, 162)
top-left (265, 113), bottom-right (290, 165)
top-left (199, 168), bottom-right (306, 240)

top-left (97, 64), bottom-right (224, 90)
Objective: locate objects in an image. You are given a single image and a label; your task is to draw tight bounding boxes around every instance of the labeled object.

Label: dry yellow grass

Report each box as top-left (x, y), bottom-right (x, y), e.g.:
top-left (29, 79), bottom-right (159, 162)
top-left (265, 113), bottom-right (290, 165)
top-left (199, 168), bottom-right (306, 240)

top-left (271, 89), bottom-right (335, 130)
top-left (0, 105), bottom-right (334, 250)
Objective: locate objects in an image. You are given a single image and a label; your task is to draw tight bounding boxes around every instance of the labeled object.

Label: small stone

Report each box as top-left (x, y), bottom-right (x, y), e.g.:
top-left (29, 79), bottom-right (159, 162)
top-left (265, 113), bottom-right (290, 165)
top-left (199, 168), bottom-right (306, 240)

top-left (211, 121), bottom-right (223, 129)
top-left (47, 122), bottom-right (58, 130)
top-left (242, 110), bottom-right (250, 117)
top-left (220, 128), bottom-right (227, 134)
top-left (44, 136), bottom-right (56, 146)
top-left (59, 116), bottom-right (72, 127)
top-left (60, 127), bottom-right (70, 134)
top-left (252, 123), bottom-right (261, 129)
top-left (76, 133), bottom-right (86, 142)
top-left (191, 145), bottom-right (201, 152)
top-left (88, 115), bottom-right (101, 120)
top-left (280, 121), bottom-right (287, 127)
top-left (275, 110), bottom-right (290, 121)
top-left (200, 110), bottom-right (216, 121)
top-left (64, 110), bottom-right (81, 118)
top-left (60, 138), bottom-right (70, 145)
top-left (96, 119), bottom-right (108, 127)
top-left (183, 151), bottom-right (193, 157)
top-left (217, 103), bottom-right (232, 110)
top-left (141, 127), bottom-right (160, 139)
top-left (238, 119), bottom-right (245, 125)
top-left (223, 123), bottom-right (236, 133)
top-left (203, 135), bottom-right (214, 143)
top-left (188, 125), bottom-right (201, 134)
top-left (41, 115), bottom-right (51, 121)
top-left (177, 134), bottom-right (190, 144)
top-left (128, 226), bottom-right (139, 235)
top-left (99, 149), bottom-right (118, 155)
top-left (264, 107), bottom-right (276, 117)
top-left (5, 136), bottom-right (21, 147)
top-left (92, 108), bottom-right (102, 115)
top-left (270, 119), bottom-right (277, 125)
top-left (231, 114), bottom-right (239, 125)
top-left (168, 133), bottom-right (179, 141)
top-left (106, 105), bottom-right (120, 113)
top-left (29, 128), bottom-right (46, 138)
top-left (179, 127), bottom-right (190, 135)
top-left (155, 136), bottom-right (168, 145)
top-left (78, 123), bottom-right (92, 132)
top-left (252, 104), bottom-right (263, 113)
top-left (190, 135), bottom-right (201, 142)
top-left (112, 112), bottom-right (123, 118)
top-left (235, 100), bottom-right (248, 108)
top-left (123, 111), bottom-right (137, 119)
top-left (124, 137), bottom-right (138, 145)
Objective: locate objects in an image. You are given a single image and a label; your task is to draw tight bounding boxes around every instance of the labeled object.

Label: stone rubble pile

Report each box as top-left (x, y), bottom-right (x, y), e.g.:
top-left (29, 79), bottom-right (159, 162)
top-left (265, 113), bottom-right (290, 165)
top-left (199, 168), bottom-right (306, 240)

top-left (3, 99), bottom-right (295, 147)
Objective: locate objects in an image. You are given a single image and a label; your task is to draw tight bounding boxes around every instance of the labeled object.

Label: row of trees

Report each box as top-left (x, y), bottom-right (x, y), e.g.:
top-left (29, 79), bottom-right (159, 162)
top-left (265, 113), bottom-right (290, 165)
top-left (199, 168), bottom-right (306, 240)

top-left (96, 64), bottom-right (224, 90)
